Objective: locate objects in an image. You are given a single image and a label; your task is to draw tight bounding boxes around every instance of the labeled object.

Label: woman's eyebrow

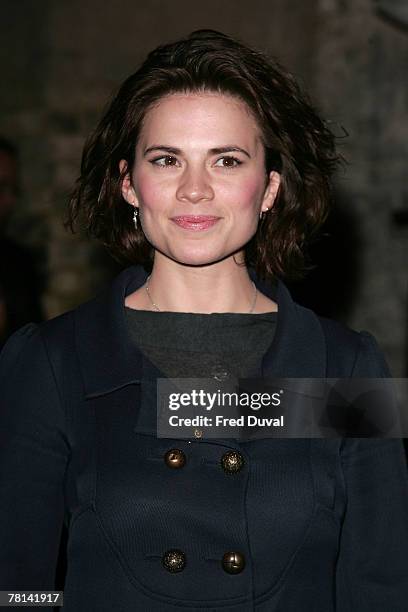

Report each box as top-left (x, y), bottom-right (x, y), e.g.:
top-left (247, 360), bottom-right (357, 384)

top-left (143, 145), bottom-right (251, 158)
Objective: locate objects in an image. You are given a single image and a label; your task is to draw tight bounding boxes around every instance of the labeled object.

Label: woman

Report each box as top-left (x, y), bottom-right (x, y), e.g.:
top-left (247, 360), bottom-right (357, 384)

top-left (1, 29), bottom-right (407, 612)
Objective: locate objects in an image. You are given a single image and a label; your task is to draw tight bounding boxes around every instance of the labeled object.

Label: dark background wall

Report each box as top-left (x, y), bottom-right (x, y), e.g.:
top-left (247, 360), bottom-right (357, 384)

top-left (1, 0), bottom-right (407, 373)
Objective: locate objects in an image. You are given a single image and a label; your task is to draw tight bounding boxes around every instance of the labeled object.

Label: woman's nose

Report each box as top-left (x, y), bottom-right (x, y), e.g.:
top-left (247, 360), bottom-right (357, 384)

top-left (176, 166), bottom-right (214, 203)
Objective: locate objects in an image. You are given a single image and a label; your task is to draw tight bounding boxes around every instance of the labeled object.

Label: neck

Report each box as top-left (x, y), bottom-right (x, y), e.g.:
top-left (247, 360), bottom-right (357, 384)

top-left (145, 253), bottom-right (256, 314)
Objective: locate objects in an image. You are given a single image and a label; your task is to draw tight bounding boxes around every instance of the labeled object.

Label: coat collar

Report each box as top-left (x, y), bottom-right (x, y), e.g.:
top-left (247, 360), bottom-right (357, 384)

top-left (75, 264), bottom-right (327, 399)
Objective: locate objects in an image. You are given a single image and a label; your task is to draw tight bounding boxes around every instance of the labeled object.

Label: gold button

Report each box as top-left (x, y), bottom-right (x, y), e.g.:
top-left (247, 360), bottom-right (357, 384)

top-left (221, 450), bottom-right (244, 474)
top-left (222, 551), bottom-right (245, 574)
top-left (164, 448), bottom-right (186, 469)
top-left (162, 549), bottom-right (186, 573)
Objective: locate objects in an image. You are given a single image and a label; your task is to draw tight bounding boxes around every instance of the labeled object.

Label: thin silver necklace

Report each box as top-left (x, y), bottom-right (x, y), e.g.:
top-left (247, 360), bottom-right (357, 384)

top-left (144, 275), bottom-right (258, 313)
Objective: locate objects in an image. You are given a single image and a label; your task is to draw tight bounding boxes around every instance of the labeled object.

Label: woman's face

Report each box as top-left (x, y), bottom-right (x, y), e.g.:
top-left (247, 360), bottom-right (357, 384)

top-left (120, 91), bottom-right (280, 268)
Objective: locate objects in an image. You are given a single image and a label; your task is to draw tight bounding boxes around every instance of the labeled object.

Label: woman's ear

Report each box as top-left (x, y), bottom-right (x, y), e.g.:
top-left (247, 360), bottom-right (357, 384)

top-left (261, 171), bottom-right (281, 213)
top-left (119, 159), bottom-right (138, 206)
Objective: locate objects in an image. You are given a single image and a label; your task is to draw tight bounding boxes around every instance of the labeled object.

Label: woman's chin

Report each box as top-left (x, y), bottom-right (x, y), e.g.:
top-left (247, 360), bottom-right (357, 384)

top-left (166, 248), bottom-right (230, 268)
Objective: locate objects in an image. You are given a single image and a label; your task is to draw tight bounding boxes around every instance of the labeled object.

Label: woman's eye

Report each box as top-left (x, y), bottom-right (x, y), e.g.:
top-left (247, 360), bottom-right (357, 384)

top-left (214, 156), bottom-right (242, 168)
top-left (150, 155), bottom-right (178, 167)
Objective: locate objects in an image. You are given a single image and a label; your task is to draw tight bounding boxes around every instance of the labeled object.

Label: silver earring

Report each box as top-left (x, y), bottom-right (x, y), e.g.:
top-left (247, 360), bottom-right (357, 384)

top-left (259, 206), bottom-right (269, 220)
top-left (133, 207), bottom-right (139, 229)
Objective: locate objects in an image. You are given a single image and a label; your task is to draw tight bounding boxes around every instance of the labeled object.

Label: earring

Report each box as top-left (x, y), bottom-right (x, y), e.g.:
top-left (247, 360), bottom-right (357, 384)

top-left (132, 207), bottom-right (139, 230)
top-left (259, 207), bottom-right (269, 220)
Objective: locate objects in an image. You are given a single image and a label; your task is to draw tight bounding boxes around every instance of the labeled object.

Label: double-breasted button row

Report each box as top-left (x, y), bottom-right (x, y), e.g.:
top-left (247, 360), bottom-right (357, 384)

top-left (162, 549), bottom-right (245, 574)
top-left (164, 448), bottom-right (245, 473)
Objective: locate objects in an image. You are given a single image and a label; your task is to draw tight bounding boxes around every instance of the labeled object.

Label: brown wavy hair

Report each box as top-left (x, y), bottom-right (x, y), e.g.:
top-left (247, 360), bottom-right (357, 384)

top-left (65, 29), bottom-right (343, 282)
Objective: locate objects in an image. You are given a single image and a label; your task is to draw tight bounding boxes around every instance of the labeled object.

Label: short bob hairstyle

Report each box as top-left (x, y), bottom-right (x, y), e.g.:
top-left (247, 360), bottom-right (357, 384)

top-left (65, 29), bottom-right (342, 282)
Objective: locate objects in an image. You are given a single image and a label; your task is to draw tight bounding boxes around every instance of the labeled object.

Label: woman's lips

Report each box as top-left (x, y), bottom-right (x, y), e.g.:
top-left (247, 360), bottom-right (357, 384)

top-left (171, 216), bottom-right (221, 231)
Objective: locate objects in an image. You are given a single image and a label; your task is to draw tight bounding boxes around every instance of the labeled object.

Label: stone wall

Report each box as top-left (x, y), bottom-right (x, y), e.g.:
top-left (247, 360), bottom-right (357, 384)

top-left (1, 0), bottom-right (407, 373)
top-left (313, 0), bottom-right (408, 374)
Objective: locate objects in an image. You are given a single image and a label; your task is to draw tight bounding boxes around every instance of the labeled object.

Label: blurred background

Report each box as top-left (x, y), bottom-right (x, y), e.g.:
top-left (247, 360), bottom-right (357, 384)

top-left (0, 0), bottom-right (407, 374)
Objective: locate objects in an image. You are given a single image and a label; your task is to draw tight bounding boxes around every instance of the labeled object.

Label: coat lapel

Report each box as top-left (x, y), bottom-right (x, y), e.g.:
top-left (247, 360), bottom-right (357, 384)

top-left (248, 270), bottom-right (327, 379)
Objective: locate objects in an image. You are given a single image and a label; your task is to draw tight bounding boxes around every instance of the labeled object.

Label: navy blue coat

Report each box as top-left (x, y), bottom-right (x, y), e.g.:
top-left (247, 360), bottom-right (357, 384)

top-left (1, 264), bottom-right (408, 611)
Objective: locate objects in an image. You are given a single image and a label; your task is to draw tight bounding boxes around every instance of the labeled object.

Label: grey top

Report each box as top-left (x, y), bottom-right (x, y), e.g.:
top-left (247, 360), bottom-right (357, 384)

top-left (124, 307), bottom-right (277, 379)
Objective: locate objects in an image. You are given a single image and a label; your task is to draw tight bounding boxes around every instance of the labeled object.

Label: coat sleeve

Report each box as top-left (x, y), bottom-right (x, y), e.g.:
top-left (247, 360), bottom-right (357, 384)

top-left (335, 331), bottom-right (408, 611)
top-left (0, 323), bottom-right (70, 593)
